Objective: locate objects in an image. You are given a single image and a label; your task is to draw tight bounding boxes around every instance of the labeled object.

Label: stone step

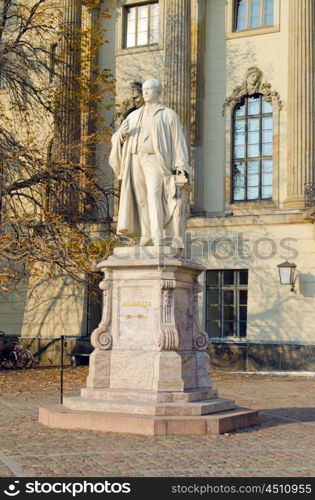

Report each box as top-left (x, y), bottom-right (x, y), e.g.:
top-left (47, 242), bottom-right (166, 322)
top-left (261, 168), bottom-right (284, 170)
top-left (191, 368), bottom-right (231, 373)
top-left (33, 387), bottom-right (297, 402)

top-left (39, 405), bottom-right (260, 435)
top-left (63, 396), bottom-right (235, 416)
top-left (81, 387), bottom-right (218, 403)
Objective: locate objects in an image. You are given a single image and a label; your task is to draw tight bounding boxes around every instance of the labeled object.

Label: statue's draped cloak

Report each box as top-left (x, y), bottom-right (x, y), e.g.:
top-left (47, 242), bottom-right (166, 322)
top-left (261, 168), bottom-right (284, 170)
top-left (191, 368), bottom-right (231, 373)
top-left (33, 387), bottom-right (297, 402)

top-left (109, 103), bottom-right (190, 238)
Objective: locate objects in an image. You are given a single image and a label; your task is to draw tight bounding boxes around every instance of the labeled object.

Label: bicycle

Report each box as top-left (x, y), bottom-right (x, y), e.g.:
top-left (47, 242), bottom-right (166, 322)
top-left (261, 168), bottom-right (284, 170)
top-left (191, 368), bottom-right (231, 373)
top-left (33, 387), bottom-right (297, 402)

top-left (0, 332), bottom-right (33, 369)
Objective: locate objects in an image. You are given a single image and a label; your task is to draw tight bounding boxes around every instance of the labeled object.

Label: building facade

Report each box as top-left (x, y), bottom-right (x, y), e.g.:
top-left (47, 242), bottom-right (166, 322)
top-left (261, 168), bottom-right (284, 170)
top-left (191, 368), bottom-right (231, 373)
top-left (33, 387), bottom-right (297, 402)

top-left (1, 0), bottom-right (315, 370)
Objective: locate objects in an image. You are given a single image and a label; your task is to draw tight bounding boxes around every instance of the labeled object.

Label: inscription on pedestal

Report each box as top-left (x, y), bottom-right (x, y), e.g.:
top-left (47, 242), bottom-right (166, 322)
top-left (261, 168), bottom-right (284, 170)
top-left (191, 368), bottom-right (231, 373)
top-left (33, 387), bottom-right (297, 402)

top-left (118, 288), bottom-right (154, 346)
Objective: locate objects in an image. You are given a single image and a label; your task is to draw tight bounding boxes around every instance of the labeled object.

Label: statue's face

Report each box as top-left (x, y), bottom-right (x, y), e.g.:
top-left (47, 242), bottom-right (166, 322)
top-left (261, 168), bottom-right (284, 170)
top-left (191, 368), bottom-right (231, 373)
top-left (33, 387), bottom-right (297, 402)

top-left (131, 86), bottom-right (141, 98)
top-left (247, 71), bottom-right (260, 86)
top-left (142, 81), bottom-right (159, 103)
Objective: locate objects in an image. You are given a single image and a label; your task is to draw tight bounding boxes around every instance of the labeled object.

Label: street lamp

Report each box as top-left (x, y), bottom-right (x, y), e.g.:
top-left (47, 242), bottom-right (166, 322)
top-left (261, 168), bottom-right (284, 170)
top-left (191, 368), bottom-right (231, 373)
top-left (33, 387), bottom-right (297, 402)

top-left (277, 261), bottom-right (297, 292)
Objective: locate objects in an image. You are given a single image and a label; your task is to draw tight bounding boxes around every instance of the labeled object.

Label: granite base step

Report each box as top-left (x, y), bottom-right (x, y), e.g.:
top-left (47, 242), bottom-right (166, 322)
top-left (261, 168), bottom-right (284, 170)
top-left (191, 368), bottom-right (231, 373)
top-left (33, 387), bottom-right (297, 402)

top-left (39, 405), bottom-right (260, 435)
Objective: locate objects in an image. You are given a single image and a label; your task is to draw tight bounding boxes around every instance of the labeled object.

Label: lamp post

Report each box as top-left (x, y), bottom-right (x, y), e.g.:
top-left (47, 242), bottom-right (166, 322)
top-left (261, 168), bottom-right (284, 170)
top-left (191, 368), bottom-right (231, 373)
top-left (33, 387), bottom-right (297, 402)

top-left (277, 261), bottom-right (297, 292)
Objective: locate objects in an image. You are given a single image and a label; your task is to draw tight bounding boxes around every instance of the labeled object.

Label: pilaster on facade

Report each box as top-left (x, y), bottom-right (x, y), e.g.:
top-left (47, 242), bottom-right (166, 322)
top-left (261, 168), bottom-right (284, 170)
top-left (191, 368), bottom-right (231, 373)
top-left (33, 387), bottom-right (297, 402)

top-left (190, 0), bottom-right (206, 216)
top-left (163, 0), bottom-right (191, 142)
top-left (284, 0), bottom-right (315, 209)
top-left (53, 0), bottom-right (82, 215)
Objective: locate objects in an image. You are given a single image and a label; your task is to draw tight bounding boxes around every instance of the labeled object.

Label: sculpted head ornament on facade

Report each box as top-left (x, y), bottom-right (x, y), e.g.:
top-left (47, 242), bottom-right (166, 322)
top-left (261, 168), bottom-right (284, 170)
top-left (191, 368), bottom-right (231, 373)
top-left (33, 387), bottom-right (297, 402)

top-left (112, 80), bottom-right (144, 129)
top-left (223, 67), bottom-right (282, 115)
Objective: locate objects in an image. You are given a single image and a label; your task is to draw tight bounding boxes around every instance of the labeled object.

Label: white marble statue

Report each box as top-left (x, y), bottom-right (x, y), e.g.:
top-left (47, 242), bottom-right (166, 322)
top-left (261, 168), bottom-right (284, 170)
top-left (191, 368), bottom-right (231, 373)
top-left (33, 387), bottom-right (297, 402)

top-left (109, 78), bottom-right (191, 247)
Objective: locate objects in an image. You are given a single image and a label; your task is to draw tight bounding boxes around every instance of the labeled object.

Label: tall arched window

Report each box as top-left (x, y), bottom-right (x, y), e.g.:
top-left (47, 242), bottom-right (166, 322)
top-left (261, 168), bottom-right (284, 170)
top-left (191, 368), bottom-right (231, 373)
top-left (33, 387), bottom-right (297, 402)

top-left (232, 93), bottom-right (273, 202)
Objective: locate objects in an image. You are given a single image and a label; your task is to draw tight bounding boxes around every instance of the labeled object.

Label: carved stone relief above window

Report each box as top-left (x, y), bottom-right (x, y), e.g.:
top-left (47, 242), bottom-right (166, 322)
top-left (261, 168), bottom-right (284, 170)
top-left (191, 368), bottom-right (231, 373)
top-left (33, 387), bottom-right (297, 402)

top-left (223, 67), bottom-right (282, 116)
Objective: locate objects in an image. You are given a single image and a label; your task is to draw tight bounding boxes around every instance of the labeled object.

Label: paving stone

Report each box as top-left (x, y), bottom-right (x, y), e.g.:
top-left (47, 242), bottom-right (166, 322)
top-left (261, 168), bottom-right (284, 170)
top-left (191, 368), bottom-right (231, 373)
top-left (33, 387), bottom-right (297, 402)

top-left (0, 367), bottom-right (314, 477)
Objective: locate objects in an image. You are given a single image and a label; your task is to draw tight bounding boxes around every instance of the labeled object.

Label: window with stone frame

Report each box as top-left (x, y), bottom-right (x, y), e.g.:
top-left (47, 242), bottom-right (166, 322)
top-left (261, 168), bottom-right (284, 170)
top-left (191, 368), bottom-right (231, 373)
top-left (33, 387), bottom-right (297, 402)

top-left (234, 0), bottom-right (274, 31)
top-left (232, 93), bottom-right (273, 202)
top-left (206, 270), bottom-right (248, 339)
top-left (123, 2), bottom-right (159, 48)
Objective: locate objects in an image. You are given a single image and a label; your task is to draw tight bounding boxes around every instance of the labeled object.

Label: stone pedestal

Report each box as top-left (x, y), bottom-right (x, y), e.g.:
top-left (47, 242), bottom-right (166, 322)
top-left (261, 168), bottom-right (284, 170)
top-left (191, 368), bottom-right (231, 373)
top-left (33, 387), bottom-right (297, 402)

top-left (39, 247), bottom-right (259, 435)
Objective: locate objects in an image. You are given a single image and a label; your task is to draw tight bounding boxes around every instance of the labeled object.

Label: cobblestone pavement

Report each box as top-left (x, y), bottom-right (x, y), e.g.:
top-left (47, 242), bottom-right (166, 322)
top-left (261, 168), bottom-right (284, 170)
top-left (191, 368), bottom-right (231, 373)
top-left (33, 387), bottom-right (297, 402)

top-left (0, 367), bottom-right (314, 477)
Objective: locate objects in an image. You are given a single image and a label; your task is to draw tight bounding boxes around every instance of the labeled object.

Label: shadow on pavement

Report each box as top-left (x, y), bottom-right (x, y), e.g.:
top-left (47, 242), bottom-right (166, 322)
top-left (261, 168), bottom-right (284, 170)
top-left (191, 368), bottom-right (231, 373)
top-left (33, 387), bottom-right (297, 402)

top-left (234, 407), bottom-right (315, 433)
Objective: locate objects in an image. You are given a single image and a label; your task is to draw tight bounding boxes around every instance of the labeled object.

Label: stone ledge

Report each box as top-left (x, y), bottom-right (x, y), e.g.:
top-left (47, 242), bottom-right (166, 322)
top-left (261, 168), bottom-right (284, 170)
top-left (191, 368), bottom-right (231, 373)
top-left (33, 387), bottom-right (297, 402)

top-left (39, 406), bottom-right (260, 436)
top-left (80, 387), bottom-right (218, 403)
top-left (63, 396), bottom-right (236, 416)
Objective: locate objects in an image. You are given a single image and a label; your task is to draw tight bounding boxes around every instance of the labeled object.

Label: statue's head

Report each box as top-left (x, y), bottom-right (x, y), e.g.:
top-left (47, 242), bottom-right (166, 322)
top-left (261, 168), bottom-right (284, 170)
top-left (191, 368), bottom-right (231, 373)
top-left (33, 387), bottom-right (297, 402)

top-left (142, 78), bottom-right (162, 103)
top-left (245, 67), bottom-right (262, 88)
top-left (130, 81), bottom-right (143, 98)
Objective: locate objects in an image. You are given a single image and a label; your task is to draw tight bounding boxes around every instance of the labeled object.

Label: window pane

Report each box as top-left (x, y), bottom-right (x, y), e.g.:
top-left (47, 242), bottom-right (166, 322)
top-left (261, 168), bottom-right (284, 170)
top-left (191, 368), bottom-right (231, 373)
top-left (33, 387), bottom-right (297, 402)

top-left (239, 322), bottom-right (247, 337)
top-left (239, 270), bottom-right (248, 285)
top-left (234, 132), bottom-right (245, 146)
top-left (137, 31), bottom-right (148, 45)
top-left (207, 289), bottom-right (219, 305)
top-left (248, 96), bottom-right (260, 114)
top-left (207, 321), bottom-right (221, 338)
top-left (234, 186), bottom-right (245, 201)
top-left (235, 0), bottom-right (247, 30)
top-left (262, 185), bottom-right (272, 198)
top-left (150, 3), bottom-right (159, 17)
top-left (262, 116), bottom-right (273, 130)
top-left (264, 0), bottom-right (274, 25)
top-left (234, 145), bottom-right (245, 158)
top-left (234, 120), bottom-right (245, 145)
top-left (248, 144), bottom-right (260, 157)
top-left (234, 119), bottom-right (245, 133)
top-left (248, 160), bottom-right (259, 174)
top-left (234, 162), bottom-right (245, 197)
top-left (250, 0), bottom-right (261, 28)
top-left (234, 161), bottom-right (245, 176)
top-left (224, 306), bottom-right (234, 321)
top-left (126, 32), bottom-right (135, 47)
top-left (262, 171), bottom-right (272, 185)
top-left (138, 5), bottom-right (148, 18)
top-left (262, 142), bottom-right (272, 156)
top-left (235, 101), bottom-right (246, 116)
top-left (262, 97), bottom-right (273, 113)
top-left (224, 270), bottom-right (235, 285)
top-left (138, 17), bottom-right (148, 31)
top-left (207, 271), bottom-right (219, 287)
top-left (223, 322), bottom-right (234, 336)
top-left (151, 14), bottom-right (159, 29)
top-left (240, 306), bottom-right (247, 321)
top-left (239, 290), bottom-right (248, 304)
top-left (248, 118), bottom-right (259, 131)
top-left (248, 131), bottom-right (259, 144)
top-left (262, 159), bottom-right (273, 173)
top-left (127, 6), bottom-right (136, 20)
top-left (209, 306), bottom-right (219, 321)
top-left (248, 174), bottom-right (259, 187)
top-left (223, 290), bottom-right (234, 304)
top-left (234, 161), bottom-right (245, 200)
top-left (126, 7), bottom-right (136, 47)
top-left (247, 186), bottom-right (259, 199)
top-left (262, 129), bottom-right (272, 143)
